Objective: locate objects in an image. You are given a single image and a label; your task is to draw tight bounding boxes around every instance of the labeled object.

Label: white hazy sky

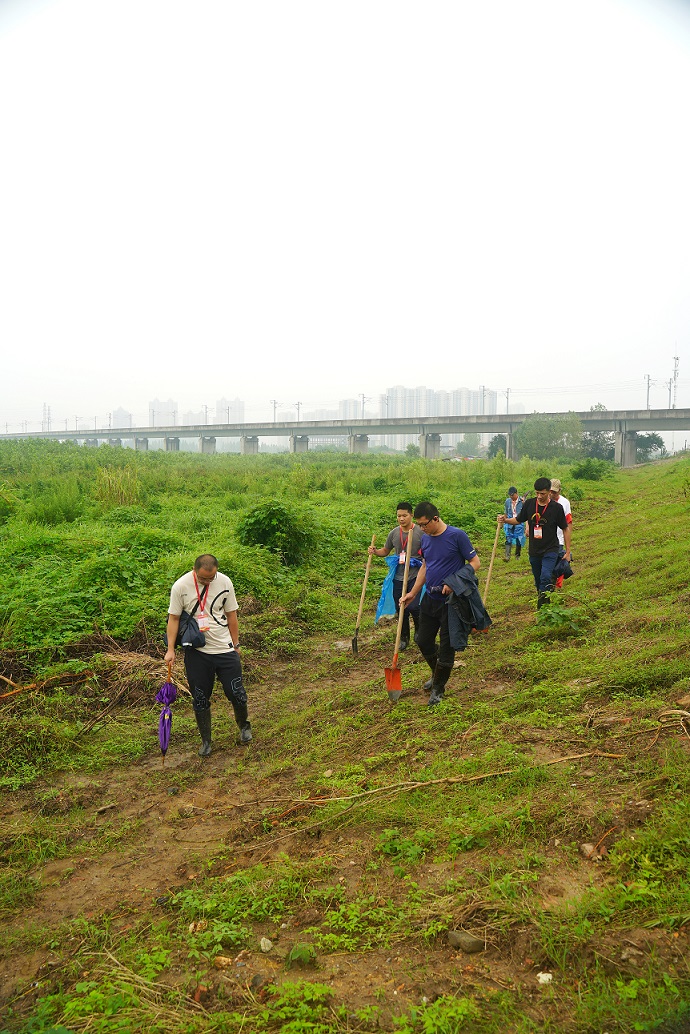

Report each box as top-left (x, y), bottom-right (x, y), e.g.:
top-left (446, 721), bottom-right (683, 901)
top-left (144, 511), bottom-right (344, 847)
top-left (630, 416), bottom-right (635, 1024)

top-left (1, 0), bottom-right (689, 430)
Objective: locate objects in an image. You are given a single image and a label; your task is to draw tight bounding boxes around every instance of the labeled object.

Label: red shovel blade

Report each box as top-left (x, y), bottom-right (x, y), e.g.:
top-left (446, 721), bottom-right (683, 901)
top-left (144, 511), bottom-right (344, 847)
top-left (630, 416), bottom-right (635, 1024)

top-left (384, 654), bottom-right (402, 701)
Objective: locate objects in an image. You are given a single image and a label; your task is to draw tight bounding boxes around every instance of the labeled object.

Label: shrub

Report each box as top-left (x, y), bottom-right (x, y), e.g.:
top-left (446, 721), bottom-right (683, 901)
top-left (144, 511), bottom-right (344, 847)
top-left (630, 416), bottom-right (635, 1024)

top-left (237, 501), bottom-right (317, 565)
top-left (571, 458), bottom-right (615, 481)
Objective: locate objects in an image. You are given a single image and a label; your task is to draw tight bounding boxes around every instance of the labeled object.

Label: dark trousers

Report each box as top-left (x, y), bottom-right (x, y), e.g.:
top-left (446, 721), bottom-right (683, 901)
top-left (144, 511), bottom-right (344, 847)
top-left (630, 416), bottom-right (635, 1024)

top-left (415, 594), bottom-right (455, 690)
top-left (184, 648), bottom-right (248, 726)
top-left (529, 551), bottom-right (559, 595)
top-left (392, 576), bottom-right (420, 642)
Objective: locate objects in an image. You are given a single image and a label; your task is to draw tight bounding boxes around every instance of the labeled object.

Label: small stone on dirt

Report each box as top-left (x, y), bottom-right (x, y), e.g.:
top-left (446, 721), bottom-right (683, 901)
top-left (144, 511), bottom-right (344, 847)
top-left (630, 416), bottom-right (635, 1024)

top-left (251, 973), bottom-right (269, 991)
top-left (579, 843), bottom-right (596, 859)
top-left (213, 955), bottom-right (234, 968)
top-left (323, 769), bottom-right (333, 778)
top-left (447, 931), bottom-right (485, 953)
top-left (189, 920), bottom-right (208, 934)
top-left (537, 971), bottom-right (553, 985)
top-left (260, 937), bottom-right (273, 953)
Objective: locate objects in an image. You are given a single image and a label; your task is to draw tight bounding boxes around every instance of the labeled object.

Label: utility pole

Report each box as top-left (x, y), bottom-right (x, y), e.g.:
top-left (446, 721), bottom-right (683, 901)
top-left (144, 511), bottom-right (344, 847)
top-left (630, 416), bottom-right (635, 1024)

top-left (645, 374), bottom-right (653, 410)
top-left (666, 379), bottom-right (673, 409)
top-left (504, 387), bottom-right (510, 414)
top-left (673, 355), bottom-right (679, 409)
top-left (359, 393), bottom-right (373, 418)
top-left (295, 401), bottom-right (302, 421)
top-left (270, 399), bottom-right (280, 422)
top-left (226, 405), bottom-right (230, 422)
top-left (203, 404), bottom-right (209, 424)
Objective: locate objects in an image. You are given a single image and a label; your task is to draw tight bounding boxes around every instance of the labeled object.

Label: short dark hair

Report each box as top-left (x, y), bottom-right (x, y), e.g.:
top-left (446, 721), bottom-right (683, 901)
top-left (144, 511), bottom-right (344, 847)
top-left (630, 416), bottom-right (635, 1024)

top-left (414, 501), bottom-right (439, 521)
top-left (396, 501), bottom-right (413, 513)
top-left (508, 486), bottom-right (518, 495)
top-left (194, 554), bottom-right (219, 571)
top-left (534, 477), bottom-right (551, 491)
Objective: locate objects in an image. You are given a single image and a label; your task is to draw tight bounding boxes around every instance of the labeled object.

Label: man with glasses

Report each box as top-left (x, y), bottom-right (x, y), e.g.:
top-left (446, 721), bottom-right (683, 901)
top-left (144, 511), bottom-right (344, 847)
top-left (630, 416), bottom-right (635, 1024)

top-left (400, 502), bottom-right (480, 707)
top-left (498, 477), bottom-right (571, 608)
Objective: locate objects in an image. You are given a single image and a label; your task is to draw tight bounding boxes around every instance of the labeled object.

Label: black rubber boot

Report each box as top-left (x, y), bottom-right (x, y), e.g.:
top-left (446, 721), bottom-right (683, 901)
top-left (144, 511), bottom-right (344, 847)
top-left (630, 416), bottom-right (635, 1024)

top-left (238, 721), bottom-right (252, 745)
top-left (423, 677), bottom-right (434, 691)
top-left (515, 542), bottom-right (522, 559)
top-left (427, 686), bottom-right (445, 706)
top-left (195, 708), bottom-right (212, 757)
top-left (537, 592), bottom-right (551, 610)
top-left (504, 542), bottom-right (511, 561)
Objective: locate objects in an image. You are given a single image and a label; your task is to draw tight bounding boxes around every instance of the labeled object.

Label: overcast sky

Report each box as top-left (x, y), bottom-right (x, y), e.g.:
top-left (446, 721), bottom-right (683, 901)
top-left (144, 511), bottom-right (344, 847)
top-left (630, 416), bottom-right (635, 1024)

top-left (1, 0), bottom-right (689, 430)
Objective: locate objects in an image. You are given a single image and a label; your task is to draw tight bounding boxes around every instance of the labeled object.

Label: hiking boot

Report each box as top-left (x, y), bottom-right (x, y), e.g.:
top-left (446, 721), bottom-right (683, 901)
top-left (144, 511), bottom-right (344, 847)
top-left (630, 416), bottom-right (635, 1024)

top-left (537, 592), bottom-right (551, 610)
top-left (195, 709), bottom-right (212, 757)
top-left (399, 639), bottom-right (409, 652)
top-left (238, 721), bottom-right (253, 745)
top-left (427, 687), bottom-right (445, 707)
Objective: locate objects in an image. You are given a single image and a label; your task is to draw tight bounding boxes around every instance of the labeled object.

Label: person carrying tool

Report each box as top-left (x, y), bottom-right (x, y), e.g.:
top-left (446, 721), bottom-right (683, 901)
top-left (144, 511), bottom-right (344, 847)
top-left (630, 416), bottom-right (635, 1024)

top-left (400, 502), bottom-right (481, 707)
top-left (164, 553), bottom-right (252, 756)
top-left (498, 477), bottom-right (571, 608)
top-left (503, 486), bottom-right (526, 561)
top-left (369, 502), bottom-right (423, 650)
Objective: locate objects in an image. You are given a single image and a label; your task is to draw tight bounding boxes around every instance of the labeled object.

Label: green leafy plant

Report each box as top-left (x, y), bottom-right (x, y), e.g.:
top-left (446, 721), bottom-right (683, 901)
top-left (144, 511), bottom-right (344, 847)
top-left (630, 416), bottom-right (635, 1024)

top-left (237, 500), bottom-right (317, 565)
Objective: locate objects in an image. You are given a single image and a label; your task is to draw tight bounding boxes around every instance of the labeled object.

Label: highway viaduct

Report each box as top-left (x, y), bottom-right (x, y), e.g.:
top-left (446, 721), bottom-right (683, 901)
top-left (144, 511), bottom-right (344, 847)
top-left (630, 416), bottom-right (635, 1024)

top-left (2, 409), bottom-right (689, 466)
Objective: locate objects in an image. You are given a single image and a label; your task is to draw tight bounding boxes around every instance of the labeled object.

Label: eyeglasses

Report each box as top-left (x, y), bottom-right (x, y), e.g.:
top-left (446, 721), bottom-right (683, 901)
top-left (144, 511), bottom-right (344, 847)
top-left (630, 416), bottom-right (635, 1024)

top-left (417, 517), bottom-right (437, 528)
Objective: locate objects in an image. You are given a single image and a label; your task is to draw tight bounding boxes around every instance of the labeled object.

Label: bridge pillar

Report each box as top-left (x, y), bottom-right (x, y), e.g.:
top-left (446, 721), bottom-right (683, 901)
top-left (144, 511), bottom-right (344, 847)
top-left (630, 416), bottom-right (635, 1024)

top-left (135, 437), bottom-right (149, 451)
top-left (615, 431), bottom-right (637, 467)
top-left (348, 434), bottom-right (369, 455)
top-left (240, 435), bottom-right (260, 455)
top-left (84, 438), bottom-right (99, 448)
top-left (199, 436), bottom-right (216, 454)
top-left (108, 438), bottom-right (122, 448)
top-left (505, 433), bottom-right (518, 461)
top-left (165, 437), bottom-right (180, 452)
top-left (289, 435), bottom-right (309, 454)
top-left (418, 433), bottom-right (442, 459)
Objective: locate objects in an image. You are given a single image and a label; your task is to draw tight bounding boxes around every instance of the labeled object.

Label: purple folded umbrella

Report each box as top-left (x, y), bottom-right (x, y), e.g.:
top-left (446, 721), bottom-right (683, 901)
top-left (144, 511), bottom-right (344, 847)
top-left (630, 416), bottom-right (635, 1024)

top-left (156, 680), bottom-right (177, 757)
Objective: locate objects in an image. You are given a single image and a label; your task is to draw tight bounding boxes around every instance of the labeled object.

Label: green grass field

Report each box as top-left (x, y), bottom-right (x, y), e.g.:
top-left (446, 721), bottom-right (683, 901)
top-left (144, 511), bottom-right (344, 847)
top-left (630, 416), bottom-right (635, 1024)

top-left (1, 441), bottom-right (689, 1033)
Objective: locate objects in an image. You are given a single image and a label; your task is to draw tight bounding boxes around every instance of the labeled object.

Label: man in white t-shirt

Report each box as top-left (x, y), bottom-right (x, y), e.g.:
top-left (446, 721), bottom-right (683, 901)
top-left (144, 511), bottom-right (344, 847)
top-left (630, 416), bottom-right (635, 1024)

top-left (550, 479), bottom-right (572, 589)
top-left (164, 553), bottom-right (251, 756)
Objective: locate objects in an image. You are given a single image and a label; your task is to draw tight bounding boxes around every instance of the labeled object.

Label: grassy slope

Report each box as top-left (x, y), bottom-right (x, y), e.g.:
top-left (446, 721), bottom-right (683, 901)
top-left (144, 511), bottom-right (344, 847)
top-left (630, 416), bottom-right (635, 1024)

top-left (1, 449), bottom-right (690, 1033)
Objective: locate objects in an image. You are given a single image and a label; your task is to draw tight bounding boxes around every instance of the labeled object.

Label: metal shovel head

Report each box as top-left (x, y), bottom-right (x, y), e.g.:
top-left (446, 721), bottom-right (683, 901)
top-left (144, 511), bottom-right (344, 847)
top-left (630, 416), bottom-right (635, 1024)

top-left (385, 660), bottom-right (402, 701)
top-left (351, 634), bottom-right (359, 655)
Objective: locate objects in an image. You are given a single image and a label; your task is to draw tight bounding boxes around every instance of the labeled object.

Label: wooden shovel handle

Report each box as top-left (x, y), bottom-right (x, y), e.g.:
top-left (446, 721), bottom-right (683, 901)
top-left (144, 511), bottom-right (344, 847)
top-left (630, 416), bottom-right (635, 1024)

top-left (392, 526), bottom-right (415, 659)
top-left (482, 520), bottom-right (502, 605)
top-left (355, 535), bottom-right (376, 631)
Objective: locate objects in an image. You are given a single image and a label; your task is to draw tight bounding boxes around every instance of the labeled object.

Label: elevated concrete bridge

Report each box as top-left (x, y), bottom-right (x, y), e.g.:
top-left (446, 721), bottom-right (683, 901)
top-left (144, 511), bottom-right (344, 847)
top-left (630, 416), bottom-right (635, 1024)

top-left (2, 409), bottom-right (688, 466)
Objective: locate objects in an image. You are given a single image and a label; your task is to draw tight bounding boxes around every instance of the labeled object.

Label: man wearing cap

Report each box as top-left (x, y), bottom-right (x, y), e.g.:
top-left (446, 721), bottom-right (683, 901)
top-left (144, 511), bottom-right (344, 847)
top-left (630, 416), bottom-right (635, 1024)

top-left (550, 479), bottom-right (572, 589)
top-left (498, 478), bottom-right (571, 608)
top-left (164, 553), bottom-right (252, 756)
top-left (503, 487), bottom-right (526, 562)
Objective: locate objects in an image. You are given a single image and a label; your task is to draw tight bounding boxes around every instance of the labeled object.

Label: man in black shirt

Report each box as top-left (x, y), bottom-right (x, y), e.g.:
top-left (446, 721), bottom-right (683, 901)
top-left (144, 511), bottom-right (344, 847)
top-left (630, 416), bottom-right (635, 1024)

top-left (498, 477), bottom-right (572, 608)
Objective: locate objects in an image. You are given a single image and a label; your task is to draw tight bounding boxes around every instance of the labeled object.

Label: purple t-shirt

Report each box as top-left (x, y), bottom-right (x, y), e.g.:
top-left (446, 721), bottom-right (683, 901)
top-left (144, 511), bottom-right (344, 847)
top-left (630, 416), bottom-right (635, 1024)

top-left (421, 525), bottom-right (477, 600)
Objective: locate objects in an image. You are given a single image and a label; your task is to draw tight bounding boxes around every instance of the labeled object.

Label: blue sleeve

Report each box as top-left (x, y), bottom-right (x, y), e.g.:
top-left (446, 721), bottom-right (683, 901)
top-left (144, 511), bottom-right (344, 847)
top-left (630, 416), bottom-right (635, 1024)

top-left (455, 528), bottom-right (477, 561)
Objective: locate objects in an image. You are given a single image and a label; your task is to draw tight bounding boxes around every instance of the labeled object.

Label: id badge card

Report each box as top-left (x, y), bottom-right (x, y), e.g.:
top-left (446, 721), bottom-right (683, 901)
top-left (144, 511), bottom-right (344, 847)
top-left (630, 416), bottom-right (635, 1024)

top-left (197, 610), bottom-right (210, 631)
top-left (533, 526), bottom-right (543, 540)
top-left (398, 550), bottom-right (406, 565)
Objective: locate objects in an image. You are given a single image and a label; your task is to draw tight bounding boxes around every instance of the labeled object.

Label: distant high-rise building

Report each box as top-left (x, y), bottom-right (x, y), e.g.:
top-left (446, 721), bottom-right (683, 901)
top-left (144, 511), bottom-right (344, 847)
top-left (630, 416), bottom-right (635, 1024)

top-left (339, 399), bottom-right (360, 419)
top-left (382, 384), bottom-right (498, 451)
top-left (149, 398), bottom-right (177, 427)
top-left (112, 406), bottom-right (132, 429)
top-left (216, 397), bottom-right (245, 423)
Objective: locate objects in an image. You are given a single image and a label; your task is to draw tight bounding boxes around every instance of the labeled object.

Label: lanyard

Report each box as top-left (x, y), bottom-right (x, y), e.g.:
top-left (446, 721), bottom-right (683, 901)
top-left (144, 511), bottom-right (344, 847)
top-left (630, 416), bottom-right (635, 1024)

top-left (535, 501), bottom-right (547, 526)
top-left (193, 572), bottom-right (210, 612)
top-left (399, 527), bottom-right (407, 550)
